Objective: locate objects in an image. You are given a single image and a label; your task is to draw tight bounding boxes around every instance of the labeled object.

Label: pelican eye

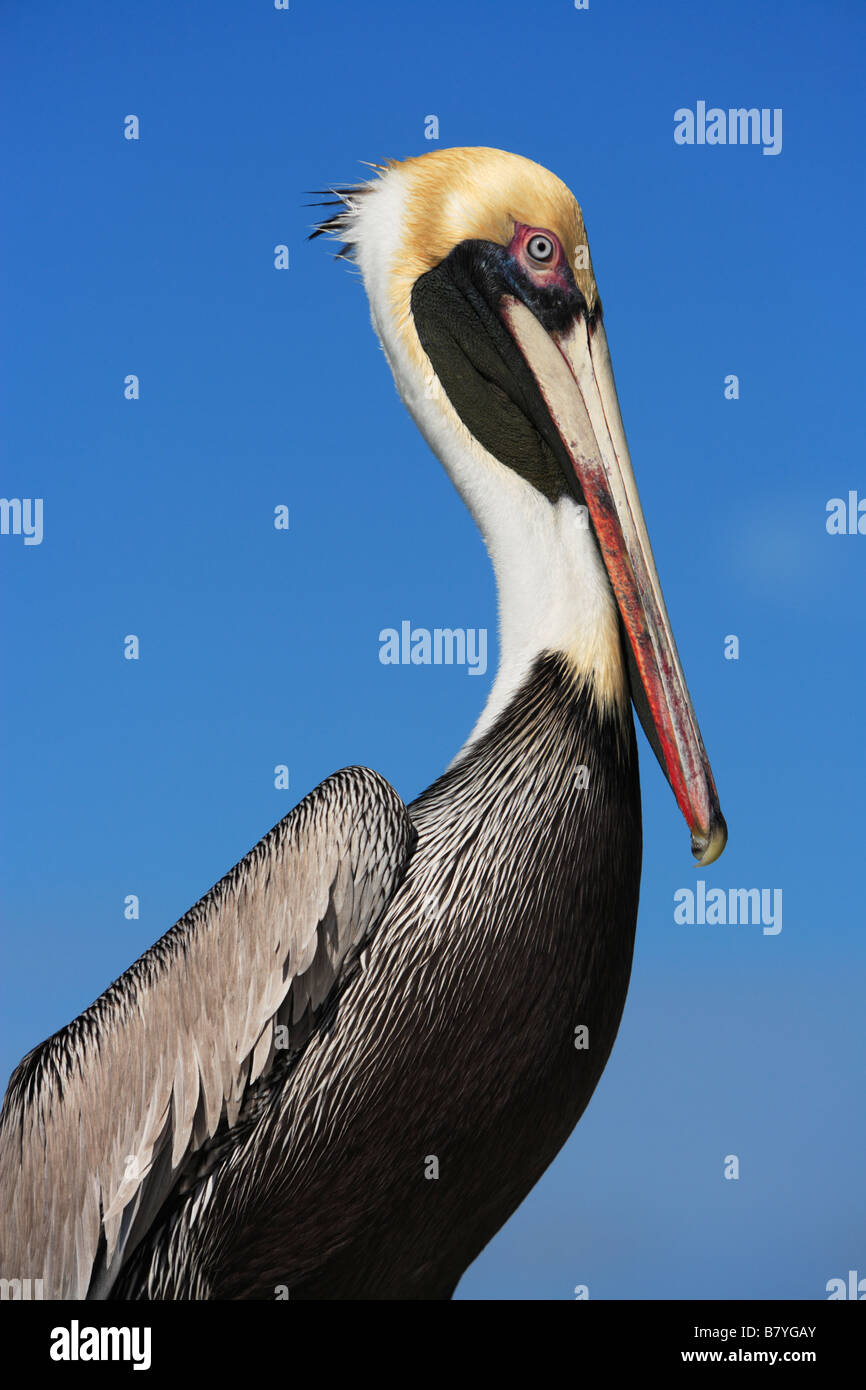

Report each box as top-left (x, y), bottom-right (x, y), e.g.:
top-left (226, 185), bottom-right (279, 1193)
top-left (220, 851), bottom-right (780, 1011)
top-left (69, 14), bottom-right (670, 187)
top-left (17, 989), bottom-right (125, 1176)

top-left (527, 233), bottom-right (555, 264)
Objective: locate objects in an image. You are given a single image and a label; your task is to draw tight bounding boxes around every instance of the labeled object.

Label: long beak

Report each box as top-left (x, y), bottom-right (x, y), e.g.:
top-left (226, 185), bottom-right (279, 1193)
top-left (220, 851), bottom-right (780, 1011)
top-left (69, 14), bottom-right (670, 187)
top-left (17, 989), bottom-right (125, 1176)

top-left (501, 297), bottom-right (726, 866)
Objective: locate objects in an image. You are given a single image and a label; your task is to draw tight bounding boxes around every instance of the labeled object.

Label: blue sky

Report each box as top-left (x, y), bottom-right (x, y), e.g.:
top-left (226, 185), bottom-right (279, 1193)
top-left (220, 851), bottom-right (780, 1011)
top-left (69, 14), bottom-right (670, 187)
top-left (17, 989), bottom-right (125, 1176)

top-left (2, 0), bottom-right (864, 1299)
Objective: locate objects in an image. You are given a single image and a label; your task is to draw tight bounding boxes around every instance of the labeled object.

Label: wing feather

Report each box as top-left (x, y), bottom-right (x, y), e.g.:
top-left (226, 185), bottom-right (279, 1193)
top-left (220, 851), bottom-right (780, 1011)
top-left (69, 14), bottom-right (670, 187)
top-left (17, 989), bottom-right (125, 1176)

top-left (0, 766), bottom-right (414, 1298)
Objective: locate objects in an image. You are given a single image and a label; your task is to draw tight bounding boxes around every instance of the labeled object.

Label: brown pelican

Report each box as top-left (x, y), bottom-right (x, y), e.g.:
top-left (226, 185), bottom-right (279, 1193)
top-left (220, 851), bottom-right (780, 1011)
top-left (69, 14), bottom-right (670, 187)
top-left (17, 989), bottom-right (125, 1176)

top-left (0, 147), bottom-right (726, 1301)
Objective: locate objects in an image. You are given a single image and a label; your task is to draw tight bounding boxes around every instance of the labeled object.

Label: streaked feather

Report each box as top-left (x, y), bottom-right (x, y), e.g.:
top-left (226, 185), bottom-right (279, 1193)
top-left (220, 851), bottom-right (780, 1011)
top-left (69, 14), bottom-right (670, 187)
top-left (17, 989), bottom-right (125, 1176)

top-left (0, 766), bottom-right (415, 1298)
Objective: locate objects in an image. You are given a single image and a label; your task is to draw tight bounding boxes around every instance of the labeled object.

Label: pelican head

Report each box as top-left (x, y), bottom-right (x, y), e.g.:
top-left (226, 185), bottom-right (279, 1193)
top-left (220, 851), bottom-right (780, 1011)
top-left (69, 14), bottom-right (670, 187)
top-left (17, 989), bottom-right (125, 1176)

top-left (313, 146), bottom-right (726, 865)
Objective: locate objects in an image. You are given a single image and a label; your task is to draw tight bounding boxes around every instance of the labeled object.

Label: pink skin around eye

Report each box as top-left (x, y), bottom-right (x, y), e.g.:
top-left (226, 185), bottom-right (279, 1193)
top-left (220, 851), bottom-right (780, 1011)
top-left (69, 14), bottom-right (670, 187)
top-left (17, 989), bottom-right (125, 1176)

top-left (508, 223), bottom-right (573, 292)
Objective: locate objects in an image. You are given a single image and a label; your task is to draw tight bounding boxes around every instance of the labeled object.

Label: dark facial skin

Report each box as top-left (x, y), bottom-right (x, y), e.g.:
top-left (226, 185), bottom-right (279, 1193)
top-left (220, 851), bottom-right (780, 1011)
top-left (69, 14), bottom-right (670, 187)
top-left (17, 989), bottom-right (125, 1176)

top-left (410, 229), bottom-right (597, 504)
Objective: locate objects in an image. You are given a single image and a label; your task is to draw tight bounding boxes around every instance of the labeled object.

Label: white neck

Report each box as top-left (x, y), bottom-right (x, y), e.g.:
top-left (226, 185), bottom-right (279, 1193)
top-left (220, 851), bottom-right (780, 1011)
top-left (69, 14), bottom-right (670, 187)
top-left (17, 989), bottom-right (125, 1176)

top-left (464, 480), bottom-right (627, 747)
top-left (352, 169), bottom-right (627, 757)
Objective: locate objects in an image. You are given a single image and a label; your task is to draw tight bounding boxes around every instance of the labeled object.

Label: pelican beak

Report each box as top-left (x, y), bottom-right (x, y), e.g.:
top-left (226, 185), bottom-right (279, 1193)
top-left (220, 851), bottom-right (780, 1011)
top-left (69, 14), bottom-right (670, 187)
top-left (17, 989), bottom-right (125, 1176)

top-left (501, 298), bottom-right (726, 866)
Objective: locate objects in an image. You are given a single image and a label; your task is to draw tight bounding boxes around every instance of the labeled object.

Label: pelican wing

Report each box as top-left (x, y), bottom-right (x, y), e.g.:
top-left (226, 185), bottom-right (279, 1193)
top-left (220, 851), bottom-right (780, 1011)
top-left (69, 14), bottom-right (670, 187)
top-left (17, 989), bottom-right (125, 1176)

top-left (0, 766), bottom-right (415, 1299)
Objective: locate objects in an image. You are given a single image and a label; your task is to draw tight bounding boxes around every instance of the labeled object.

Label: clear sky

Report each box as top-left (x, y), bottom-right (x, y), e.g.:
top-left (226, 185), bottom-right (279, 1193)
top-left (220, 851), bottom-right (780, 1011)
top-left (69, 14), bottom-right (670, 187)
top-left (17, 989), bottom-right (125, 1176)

top-left (2, 0), bottom-right (864, 1300)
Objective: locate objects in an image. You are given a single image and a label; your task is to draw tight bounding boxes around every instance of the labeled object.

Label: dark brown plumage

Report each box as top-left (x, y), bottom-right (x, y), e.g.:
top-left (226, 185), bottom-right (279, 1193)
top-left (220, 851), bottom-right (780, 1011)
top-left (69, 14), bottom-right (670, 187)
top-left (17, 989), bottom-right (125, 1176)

top-left (112, 655), bottom-right (640, 1299)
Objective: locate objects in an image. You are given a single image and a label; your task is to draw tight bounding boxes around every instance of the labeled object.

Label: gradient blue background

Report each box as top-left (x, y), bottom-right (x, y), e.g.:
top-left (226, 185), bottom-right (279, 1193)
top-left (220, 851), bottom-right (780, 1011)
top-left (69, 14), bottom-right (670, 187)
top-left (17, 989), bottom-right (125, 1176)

top-left (2, 0), bottom-right (863, 1300)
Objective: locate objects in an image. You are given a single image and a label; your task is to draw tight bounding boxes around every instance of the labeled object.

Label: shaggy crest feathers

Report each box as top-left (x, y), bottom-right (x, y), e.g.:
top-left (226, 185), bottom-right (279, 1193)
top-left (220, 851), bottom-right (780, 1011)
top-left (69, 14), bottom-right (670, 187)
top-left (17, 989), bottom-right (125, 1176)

top-left (307, 159), bottom-right (389, 258)
top-left (307, 190), bottom-right (367, 258)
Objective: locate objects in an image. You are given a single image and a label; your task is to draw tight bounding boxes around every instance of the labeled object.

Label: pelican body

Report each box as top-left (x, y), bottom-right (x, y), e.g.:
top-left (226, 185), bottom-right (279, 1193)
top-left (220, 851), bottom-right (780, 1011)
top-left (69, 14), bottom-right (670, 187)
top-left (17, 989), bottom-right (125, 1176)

top-left (0, 148), bottom-right (725, 1300)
